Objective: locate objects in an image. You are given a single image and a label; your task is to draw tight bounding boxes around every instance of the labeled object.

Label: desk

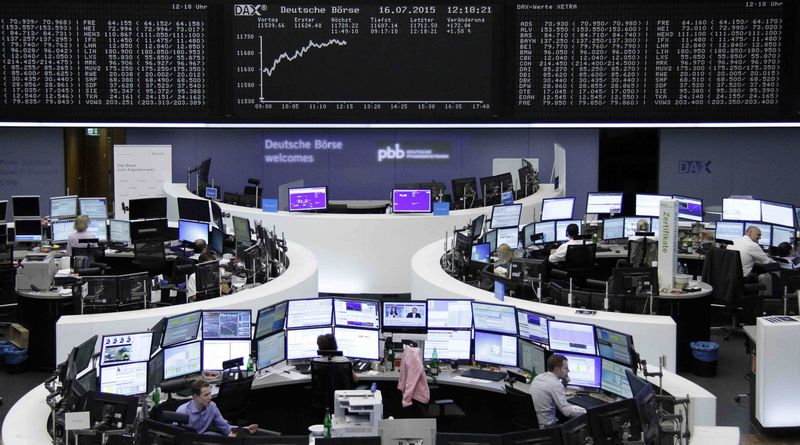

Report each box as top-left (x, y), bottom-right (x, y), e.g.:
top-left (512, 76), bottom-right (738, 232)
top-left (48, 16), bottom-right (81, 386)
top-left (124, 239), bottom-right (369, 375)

top-left (689, 426), bottom-right (740, 445)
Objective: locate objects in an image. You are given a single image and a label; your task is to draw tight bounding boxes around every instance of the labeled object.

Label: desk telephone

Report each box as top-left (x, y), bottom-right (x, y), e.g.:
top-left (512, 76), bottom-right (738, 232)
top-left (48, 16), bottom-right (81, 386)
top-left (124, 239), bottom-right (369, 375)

top-left (353, 360), bottom-right (371, 373)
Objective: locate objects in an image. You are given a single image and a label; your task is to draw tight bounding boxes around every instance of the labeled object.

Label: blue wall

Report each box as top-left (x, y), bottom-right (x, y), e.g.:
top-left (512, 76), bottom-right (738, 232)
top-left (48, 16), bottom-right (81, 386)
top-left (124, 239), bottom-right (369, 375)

top-left (0, 128), bottom-right (65, 217)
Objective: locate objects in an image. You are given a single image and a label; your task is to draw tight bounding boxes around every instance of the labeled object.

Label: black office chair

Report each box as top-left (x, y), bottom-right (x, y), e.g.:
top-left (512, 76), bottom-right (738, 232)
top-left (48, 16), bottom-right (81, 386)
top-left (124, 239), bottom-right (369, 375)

top-left (310, 359), bottom-right (354, 416)
top-left (133, 238), bottom-right (167, 276)
top-left (137, 419), bottom-right (186, 445)
top-left (627, 238), bottom-right (658, 268)
top-left (215, 375), bottom-right (254, 426)
top-left (550, 243), bottom-right (597, 288)
top-left (702, 247), bottom-right (765, 339)
top-left (72, 246), bottom-right (110, 274)
top-left (504, 384), bottom-right (538, 431)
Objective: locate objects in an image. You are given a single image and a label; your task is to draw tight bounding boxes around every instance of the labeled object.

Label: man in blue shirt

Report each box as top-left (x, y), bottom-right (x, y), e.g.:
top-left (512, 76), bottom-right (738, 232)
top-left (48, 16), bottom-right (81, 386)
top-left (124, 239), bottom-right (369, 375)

top-left (177, 381), bottom-right (258, 436)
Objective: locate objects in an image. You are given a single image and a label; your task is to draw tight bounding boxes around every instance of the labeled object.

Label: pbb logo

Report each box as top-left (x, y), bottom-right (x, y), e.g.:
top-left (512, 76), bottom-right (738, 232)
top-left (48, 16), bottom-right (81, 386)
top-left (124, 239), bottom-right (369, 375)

top-left (678, 161), bottom-right (711, 174)
top-left (378, 143), bottom-right (405, 162)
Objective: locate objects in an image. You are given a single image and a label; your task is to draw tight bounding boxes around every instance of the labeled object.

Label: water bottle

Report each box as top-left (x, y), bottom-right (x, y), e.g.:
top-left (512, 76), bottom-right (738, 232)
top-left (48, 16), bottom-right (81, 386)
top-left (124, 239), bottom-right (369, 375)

top-left (323, 407), bottom-right (332, 438)
top-left (152, 385), bottom-right (161, 405)
top-left (387, 345), bottom-right (395, 371)
top-left (370, 382), bottom-right (377, 393)
top-left (431, 348), bottom-right (440, 375)
top-left (531, 366), bottom-right (537, 380)
top-left (247, 355), bottom-right (254, 375)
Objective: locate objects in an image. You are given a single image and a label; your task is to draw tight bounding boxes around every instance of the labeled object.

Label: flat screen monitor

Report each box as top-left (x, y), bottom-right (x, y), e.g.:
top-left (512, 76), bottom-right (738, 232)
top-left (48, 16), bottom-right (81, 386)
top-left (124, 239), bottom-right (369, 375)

top-left (286, 326), bottom-right (332, 360)
top-left (202, 339), bottom-right (251, 371)
top-left (195, 260), bottom-right (220, 293)
top-left (490, 204), bottom-right (522, 229)
top-left (479, 173), bottom-right (513, 205)
top-left (162, 311), bottom-right (202, 347)
top-left (560, 352), bottom-right (602, 389)
top-left (623, 217), bottom-right (650, 238)
top-left (232, 216), bottom-right (251, 245)
top-left (334, 298), bottom-right (380, 329)
top-left (533, 221), bottom-right (556, 244)
top-left (51, 219), bottom-right (75, 243)
top-left (335, 327), bottom-right (380, 360)
top-left (0, 200), bottom-right (6, 221)
top-left (202, 310), bottom-right (252, 340)
top-left (722, 197), bottom-right (761, 221)
top-left (87, 219), bottom-right (107, 242)
top-left (635, 194), bottom-right (669, 217)
top-left (673, 195), bottom-right (703, 222)
top-left (521, 223), bottom-right (537, 248)
top-left (496, 227), bottom-right (519, 249)
top-left (289, 186), bottom-right (328, 212)
top-left (392, 189), bottom-right (432, 213)
top-left (177, 197), bottom-right (210, 223)
top-left (256, 331), bottom-right (286, 370)
top-left (99, 362), bottom-right (147, 396)
top-left (79, 198), bottom-right (107, 219)
top-left (595, 326), bottom-right (634, 367)
top-left (650, 217), bottom-right (660, 235)
top-left (761, 200), bottom-right (795, 227)
top-left (427, 299), bottom-right (473, 329)
top-left (109, 220), bottom-right (131, 244)
top-left (423, 329), bottom-right (471, 361)
top-left (517, 309), bottom-right (552, 345)
top-left (772, 225), bottom-right (795, 247)
top-left (473, 330), bottom-right (517, 367)
top-left (163, 341), bottom-right (202, 380)
top-left (13, 219), bottom-right (42, 241)
top-left (556, 220), bottom-right (582, 242)
top-left (147, 350), bottom-right (163, 393)
top-left (715, 221), bottom-right (744, 243)
top-left (470, 215), bottom-right (485, 239)
top-left (455, 232), bottom-right (471, 259)
top-left (603, 217), bottom-right (625, 240)
top-left (484, 229), bottom-right (497, 253)
top-left (128, 197), bottom-right (167, 220)
top-left (100, 332), bottom-right (153, 366)
top-left (518, 339), bottom-right (546, 374)
top-left (117, 272), bottom-right (148, 305)
top-left (50, 196), bottom-right (78, 219)
top-left (547, 320), bottom-right (597, 355)
top-left (601, 358), bottom-right (633, 398)
top-left (470, 242), bottom-right (491, 263)
top-left (381, 301), bottom-right (427, 331)
top-left (586, 193), bottom-right (623, 214)
top-left (149, 318), bottom-right (166, 356)
top-left (540, 197), bottom-right (575, 221)
top-left (74, 335), bottom-right (98, 373)
top-left (12, 195), bottom-right (40, 218)
top-left (255, 301), bottom-right (288, 339)
top-left (209, 226), bottom-right (224, 254)
top-left (287, 298), bottom-right (333, 329)
top-left (78, 368), bottom-right (98, 393)
top-left (472, 302), bottom-right (517, 335)
top-left (612, 267), bottom-right (659, 297)
top-left (178, 220), bottom-right (209, 244)
top-left (745, 222), bottom-right (771, 247)
top-left (205, 187), bottom-right (218, 200)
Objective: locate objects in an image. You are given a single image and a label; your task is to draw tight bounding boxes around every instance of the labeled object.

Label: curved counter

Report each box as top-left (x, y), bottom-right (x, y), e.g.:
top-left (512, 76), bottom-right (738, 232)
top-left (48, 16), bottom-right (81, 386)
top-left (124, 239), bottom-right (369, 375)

top-left (164, 182), bottom-right (564, 294)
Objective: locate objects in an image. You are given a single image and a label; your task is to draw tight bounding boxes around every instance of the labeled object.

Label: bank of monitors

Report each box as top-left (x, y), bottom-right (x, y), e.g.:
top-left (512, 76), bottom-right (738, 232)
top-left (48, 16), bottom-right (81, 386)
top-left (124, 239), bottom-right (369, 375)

top-left (560, 352), bottom-right (602, 389)
top-left (722, 197), bottom-right (761, 222)
top-left (14, 219), bottom-right (42, 242)
top-left (472, 302), bottom-right (517, 335)
top-left (109, 220), bottom-right (131, 244)
top-left (673, 195), bottom-right (703, 222)
top-left (334, 298), bottom-right (380, 329)
top-left (473, 331), bottom-right (517, 367)
top-left (12, 195), bottom-right (40, 218)
top-left (128, 197), bottom-right (167, 220)
top-left (518, 339), bottom-right (546, 374)
top-left (555, 220), bottom-right (582, 242)
top-left (586, 193), bottom-right (623, 215)
top-left (202, 339), bottom-right (251, 370)
top-left (540, 197), bottom-right (575, 221)
top-left (772, 225), bottom-right (795, 247)
top-left (490, 204), bottom-right (522, 229)
top-left (382, 301), bottom-right (427, 332)
top-left (470, 242), bottom-right (491, 263)
top-left (601, 358), bottom-right (633, 399)
top-left (100, 332), bottom-right (153, 366)
top-left (335, 327), bottom-right (380, 360)
top-left (163, 341), bottom-right (202, 380)
top-left (287, 298), bottom-right (333, 329)
top-left (484, 229), bottom-right (498, 253)
top-left (761, 200), bottom-right (795, 227)
top-left (162, 311), bottom-right (202, 348)
top-left (497, 227), bottom-right (520, 249)
top-left (289, 186), bottom-right (328, 212)
top-left (423, 329), bottom-right (471, 361)
top-left (595, 326), bottom-right (635, 367)
top-left (715, 221), bottom-right (744, 243)
top-left (427, 299), bottom-right (473, 329)
top-left (79, 198), bottom-right (107, 219)
top-left (50, 195), bottom-right (78, 219)
top-left (392, 189), bottom-right (432, 213)
top-left (517, 309), bottom-right (552, 345)
top-left (99, 361), bottom-right (148, 396)
top-left (178, 220), bottom-right (209, 244)
top-left (634, 194), bottom-right (669, 217)
top-left (202, 310), bottom-right (251, 340)
top-left (255, 301), bottom-right (287, 339)
top-left (479, 173), bottom-right (513, 205)
top-left (286, 327), bottom-right (332, 360)
top-left (257, 331), bottom-right (286, 370)
top-left (602, 217), bottom-right (625, 240)
top-left (177, 197), bottom-right (211, 223)
top-left (547, 320), bottom-right (597, 355)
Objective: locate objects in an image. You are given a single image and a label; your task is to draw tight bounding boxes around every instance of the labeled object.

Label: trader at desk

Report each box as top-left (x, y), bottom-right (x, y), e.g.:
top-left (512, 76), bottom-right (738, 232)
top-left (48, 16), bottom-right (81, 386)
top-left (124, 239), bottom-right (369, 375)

top-left (548, 224), bottom-right (583, 264)
top-left (529, 354), bottom-right (586, 427)
top-left (67, 215), bottom-right (96, 254)
top-left (729, 225), bottom-right (778, 295)
top-left (177, 380), bottom-right (258, 436)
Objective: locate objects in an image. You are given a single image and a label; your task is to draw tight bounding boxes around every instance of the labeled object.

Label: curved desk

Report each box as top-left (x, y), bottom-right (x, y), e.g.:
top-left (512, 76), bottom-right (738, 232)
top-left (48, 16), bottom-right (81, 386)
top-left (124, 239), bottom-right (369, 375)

top-left (164, 182), bottom-right (564, 294)
top-left (54, 240), bottom-right (318, 363)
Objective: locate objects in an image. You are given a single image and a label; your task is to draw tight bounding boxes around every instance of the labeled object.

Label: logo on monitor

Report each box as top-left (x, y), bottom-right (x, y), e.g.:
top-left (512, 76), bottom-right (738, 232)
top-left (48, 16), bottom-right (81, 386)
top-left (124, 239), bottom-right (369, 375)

top-left (234, 4), bottom-right (263, 16)
top-left (678, 161), bottom-right (711, 174)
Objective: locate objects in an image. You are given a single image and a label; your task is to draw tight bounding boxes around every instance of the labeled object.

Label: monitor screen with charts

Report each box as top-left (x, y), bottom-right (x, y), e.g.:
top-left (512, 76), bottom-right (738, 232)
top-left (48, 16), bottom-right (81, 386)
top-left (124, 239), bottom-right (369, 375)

top-left (490, 204), bottom-right (522, 229)
top-left (287, 298), bottom-right (332, 328)
top-left (673, 195), bottom-right (703, 222)
top-left (595, 326), bottom-right (634, 367)
top-left (87, 219), bottom-right (107, 242)
top-left (635, 194), bottom-right (669, 217)
top-left (427, 299), bottom-right (473, 329)
top-left (517, 309), bottom-right (552, 345)
top-left (335, 327), bottom-right (380, 360)
top-left (471, 242), bottom-right (491, 263)
top-left (100, 332), bottom-right (153, 366)
top-left (163, 341), bottom-right (202, 380)
top-left (472, 302), bottom-right (517, 335)
top-left (286, 327), bottom-right (332, 360)
top-left (603, 218), bottom-right (625, 240)
top-left (202, 310), bottom-right (252, 340)
top-left (722, 198), bottom-right (761, 221)
top-left (79, 198), bottom-right (107, 219)
top-left (548, 320), bottom-right (597, 355)
top-left (50, 196), bottom-right (78, 219)
top-left (289, 186), bottom-right (328, 212)
top-left (772, 225), bottom-right (795, 247)
top-left (556, 220), bottom-right (582, 242)
top-left (534, 221), bottom-right (556, 244)
top-left (761, 201), bottom-right (795, 227)
top-left (99, 362), bottom-right (147, 396)
top-left (162, 311), bottom-right (202, 347)
top-left (715, 221), bottom-right (744, 243)
top-left (586, 193), bottom-right (623, 214)
top-left (484, 229), bottom-right (497, 253)
top-left (382, 301), bottom-right (426, 330)
top-left (518, 339), bottom-right (546, 374)
top-left (334, 298), bottom-right (380, 329)
top-left (257, 331), bottom-right (286, 370)
top-left (497, 227), bottom-right (520, 249)
top-left (601, 358), bottom-right (633, 398)
top-left (255, 302), bottom-right (287, 339)
top-left (392, 189), bottom-right (432, 213)
top-left (202, 340), bottom-right (251, 371)
top-left (178, 220), bottom-right (209, 244)
top-left (473, 331), bottom-right (517, 367)
top-left (51, 220), bottom-right (75, 243)
top-left (423, 329), bottom-right (471, 361)
top-left (560, 352), bottom-right (602, 389)
top-left (540, 197), bottom-right (575, 221)
top-left (109, 220), bottom-right (131, 244)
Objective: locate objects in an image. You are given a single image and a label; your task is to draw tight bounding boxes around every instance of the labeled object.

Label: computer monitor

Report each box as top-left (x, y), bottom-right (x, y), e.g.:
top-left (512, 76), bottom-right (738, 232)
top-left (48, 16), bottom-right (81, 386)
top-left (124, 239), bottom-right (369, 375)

top-left (588, 401), bottom-right (642, 445)
top-left (74, 335), bottom-right (98, 373)
top-left (202, 310), bottom-right (252, 340)
top-left (473, 330), bottom-right (517, 367)
top-left (503, 427), bottom-right (562, 445)
top-left (381, 301), bottom-right (427, 331)
top-left (289, 186), bottom-right (328, 211)
top-left (470, 214), bottom-right (485, 239)
top-left (177, 197), bottom-right (211, 222)
top-left (256, 301), bottom-right (288, 339)
top-left (12, 195), bottom-right (40, 218)
top-left (84, 391), bottom-right (139, 429)
top-left (484, 229), bottom-right (497, 253)
top-left (547, 320), bottom-right (597, 355)
top-left (334, 298), bottom-right (380, 329)
top-left (163, 340), bottom-right (202, 380)
top-left (50, 196), bottom-right (78, 219)
top-left (521, 223), bottom-right (537, 248)
top-left (673, 195), bottom-right (703, 222)
top-left (82, 275), bottom-right (118, 304)
top-left (79, 198), bottom-right (107, 219)
top-left (147, 350), bottom-right (163, 393)
top-left (634, 194), bottom-right (668, 217)
top-left (650, 217), bottom-right (660, 235)
top-left (761, 200), bottom-right (795, 227)
top-left (715, 221), bottom-right (744, 243)
top-left (600, 358), bottom-right (633, 398)
top-left (86, 219), bottom-right (107, 242)
top-left (209, 226), bottom-right (224, 254)
top-left (178, 219), bottom-right (209, 244)
top-left (586, 193), bottom-right (623, 214)
top-left (129, 219), bottom-right (168, 242)
top-left (427, 299), bottom-right (473, 329)
top-left (745, 222), bottom-right (771, 247)
top-left (109, 220), bottom-right (131, 244)
top-left (555, 220), bottom-right (582, 242)
top-left (100, 332), bottom-right (153, 366)
top-left (722, 197), bottom-right (761, 221)
top-left (392, 189), bottom-right (432, 213)
top-left (150, 318), bottom-right (166, 356)
top-left (128, 197), bottom-right (167, 220)
top-left (479, 173), bottom-right (514, 205)
top-left (490, 204), bottom-right (522, 229)
top-left (625, 369), bottom-right (659, 442)
top-left (595, 326), bottom-right (634, 367)
top-left (286, 326), bottom-right (332, 360)
top-left (13, 219), bottom-right (42, 241)
top-left (517, 309), bottom-right (553, 345)
top-left (540, 197), bottom-right (575, 221)
top-left (335, 327), bottom-right (380, 360)
top-left (99, 361), bottom-right (148, 395)
top-left (162, 311), bottom-right (202, 347)
top-left (287, 298), bottom-right (333, 329)
top-left (559, 352), bottom-right (601, 389)
top-left (623, 217), bottom-right (649, 238)
top-left (257, 331), bottom-right (286, 370)
top-left (205, 187), bottom-right (218, 200)
top-left (202, 339), bottom-right (251, 371)
top-left (612, 267), bottom-right (658, 297)
top-left (470, 242), bottom-right (491, 263)
top-left (602, 217), bottom-right (625, 240)
top-left (77, 368), bottom-right (98, 393)
top-left (497, 227), bottom-right (520, 249)
top-left (518, 339), bottom-right (546, 374)
top-left (232, 216), bottom-right (251, 245)
top-left (534, 221), bottom-right (556, 244)
top-left (0, 200), bottom-right (7, 222)
top-left (195, 260), bottom-right (220, 295)
top-left (51, 219), bottom-right (75, 243)
top-left (117, 272), bottom-right (148, 305)
top-left (772, 225), bottom-right (795, 247)
top-left (423, 329), bottom-right (471, 361)
top-left (472, 302), bottom-right (517, 335)
top-left (455, 232), bottom-right (472, 260)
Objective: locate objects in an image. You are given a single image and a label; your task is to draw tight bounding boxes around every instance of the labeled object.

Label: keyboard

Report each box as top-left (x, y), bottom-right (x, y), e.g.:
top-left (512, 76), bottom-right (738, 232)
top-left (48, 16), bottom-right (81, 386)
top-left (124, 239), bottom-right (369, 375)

top-left (568, 393), bottom-right (608, 410)
top-left (596, 246), bottom-right (612, 253)
top-left (460, 368), bottom-right (506, 382)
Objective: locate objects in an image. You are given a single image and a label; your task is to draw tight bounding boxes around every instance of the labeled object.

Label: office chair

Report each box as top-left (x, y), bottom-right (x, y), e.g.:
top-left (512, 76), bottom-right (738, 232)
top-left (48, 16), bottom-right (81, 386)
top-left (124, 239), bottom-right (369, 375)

top-left (504, 384), bottom-right (538, 431)
top-left (779, 269), bottom-right (800, 314)
top-left (702, 247), bottom-right (765, 339)
top-left (627, 238), bottom-right (658, 268)
top-left (137, 419), bottom-right (186, 445)
top-left (310, 359), bottom-right (354, 415)
top-left (215, 375), bottom-right (254, 426)
top-left (550, 243), bottom-right (597, 289)
top-left (133, 238), bottom-right (167, 276)
top-left (72, 246), bottom-right (110, 274)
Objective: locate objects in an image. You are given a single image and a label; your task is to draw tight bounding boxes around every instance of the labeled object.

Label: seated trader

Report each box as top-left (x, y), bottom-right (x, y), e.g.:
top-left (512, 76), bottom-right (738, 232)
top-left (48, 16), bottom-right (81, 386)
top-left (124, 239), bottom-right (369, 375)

top-left (67, 215), bottom-right (96, 254)
top-left (774, 242), bottom-right (797, 270)
top-left (194, 239), bottom-right (209, 257)
top-left (177, 380), bottom-right (258, 436)
top-left (548, 223), bottom-right (583, 264)
top-left (314, 333), bottom-right (358, 383)
top-left (187, 251), bottom-right (224, 301)
top-left (529, 354), bottom-right (586, 427)
top-left (729, 226), bottom-right (776, 277)
top-left (629, 219), bottom-right (650, 240)
top-left (493, 243), bottom-right (515, 277)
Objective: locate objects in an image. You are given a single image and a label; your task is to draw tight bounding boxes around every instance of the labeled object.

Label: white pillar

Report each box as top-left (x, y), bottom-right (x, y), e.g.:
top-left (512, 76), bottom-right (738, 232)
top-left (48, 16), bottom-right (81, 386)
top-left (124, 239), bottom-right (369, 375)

top-left (657, 198), bottom-right (679, 293)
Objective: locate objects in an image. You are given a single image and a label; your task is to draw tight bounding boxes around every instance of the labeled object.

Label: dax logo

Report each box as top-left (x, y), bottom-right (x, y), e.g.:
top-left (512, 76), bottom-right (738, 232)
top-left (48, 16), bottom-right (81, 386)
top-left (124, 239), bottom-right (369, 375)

top-left (378, 143), bottom-right (405, 162)
top-left (234, 4), bottom-right (263, 16)
top-left (679, 160), bottom-right (712, 174)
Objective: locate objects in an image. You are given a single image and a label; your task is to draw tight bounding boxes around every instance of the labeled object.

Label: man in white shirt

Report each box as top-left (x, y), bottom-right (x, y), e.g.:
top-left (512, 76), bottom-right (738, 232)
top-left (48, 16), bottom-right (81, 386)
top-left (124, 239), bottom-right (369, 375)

top-left (548, 224), bottom-right (584, 263)
top-left (529, 354), bottom-right (586, 427)
top-left (729, 226), bottom-right (776, 276)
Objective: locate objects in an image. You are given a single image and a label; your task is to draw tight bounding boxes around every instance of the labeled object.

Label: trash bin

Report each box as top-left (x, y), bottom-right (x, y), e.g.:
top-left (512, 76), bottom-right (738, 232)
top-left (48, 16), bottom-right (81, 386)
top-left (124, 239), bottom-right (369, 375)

top-left (690, 341), bottom-right (719, 377)
top-left (4, 344), bottom-right (29, 374)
